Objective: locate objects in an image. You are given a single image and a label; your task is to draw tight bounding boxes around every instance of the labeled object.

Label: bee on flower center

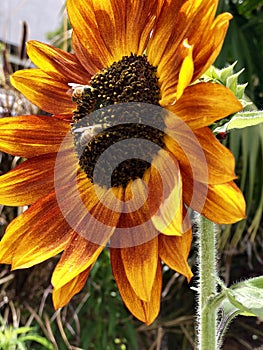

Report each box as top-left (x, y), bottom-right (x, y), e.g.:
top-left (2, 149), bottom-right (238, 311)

top-left (73, 123), bottom-right (111, 147)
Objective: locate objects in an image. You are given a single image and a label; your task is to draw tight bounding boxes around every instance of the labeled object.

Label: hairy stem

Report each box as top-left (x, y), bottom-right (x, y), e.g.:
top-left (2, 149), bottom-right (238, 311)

top-left (196, 214), bottom-right (218, 350)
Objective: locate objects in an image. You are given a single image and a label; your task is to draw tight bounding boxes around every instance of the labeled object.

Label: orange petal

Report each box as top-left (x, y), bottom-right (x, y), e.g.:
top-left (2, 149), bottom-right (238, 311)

top-left (27, 40), bottom-right (91, 84)
top-left (0, 190), bottom-right (72, 268)
top-left (190, 127), bottom-right (237, 184)
top-left (53, 267), bottom-right (91, 309)
top-left (168, 82), bottom-right (242, 129)
top-left (159, 230), bottom-right (193, 282)
top-left (0, 115), bottom-right (70, 157)
top-left (111, 248), bottom-right (162, 325)
top-left (11, 69), bottom-right (75, 116)
top-left (68, 0), bottom-right (116, 72)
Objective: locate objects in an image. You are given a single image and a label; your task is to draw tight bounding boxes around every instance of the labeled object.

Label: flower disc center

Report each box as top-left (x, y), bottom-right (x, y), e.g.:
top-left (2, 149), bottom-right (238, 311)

top-left (71, 54), bottom-right (164, 188)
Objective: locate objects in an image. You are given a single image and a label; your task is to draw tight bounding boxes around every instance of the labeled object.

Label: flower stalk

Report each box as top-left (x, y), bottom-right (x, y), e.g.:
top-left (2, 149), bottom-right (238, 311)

top-left (197, 215), bottom-right (218, 350)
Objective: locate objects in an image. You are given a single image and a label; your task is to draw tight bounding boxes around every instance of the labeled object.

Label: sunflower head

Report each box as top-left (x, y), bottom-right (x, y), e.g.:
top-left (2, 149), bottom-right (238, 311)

top-left (0, 0), bottom-right (246, 325)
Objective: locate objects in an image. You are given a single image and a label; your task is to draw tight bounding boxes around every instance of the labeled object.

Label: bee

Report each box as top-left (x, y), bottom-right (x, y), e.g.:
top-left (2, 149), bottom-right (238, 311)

top-left (73, 123), bottom-right (111, 147)
top-left (67, 83), bottom-right (93, 103)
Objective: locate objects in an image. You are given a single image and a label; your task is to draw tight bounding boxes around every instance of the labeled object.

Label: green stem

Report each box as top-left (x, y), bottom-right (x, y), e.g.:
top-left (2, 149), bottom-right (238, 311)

top-left (197, 215), bottom-right (218, 350)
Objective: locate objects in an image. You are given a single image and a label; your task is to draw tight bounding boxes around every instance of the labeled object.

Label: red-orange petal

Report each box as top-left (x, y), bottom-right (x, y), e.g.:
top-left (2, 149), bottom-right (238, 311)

top-left (147, 0), bottom-right (188, 69)
top-left (0, 115), bottom-right (70, 157)
top-left (0, 140), bottom-right (78, 207)
top-left (0, 154), bottom-right (57, 206)
top-left (68, 0), bottom-right (158, 75)
top-left (148, 0), bottom-right (226, 98)
top-left (0, 190), bottom-right (73, 268)
top-left (192, 12), bottom-right (233, 81)
top-left (27, 40), bottom-right (91, 84)
top-left (164, 125), bottom-right (237, 185)
top-left (115, 178), bottom-right (159, 246)
top-left (111, 248), bottom-right (162, 325)
top-left (53, 267), bottom-right (91, 309)
top-left (51, 233), bottom-right (104, 290)
top-left (11, 69), bottom-right (75, 116)
top-left (51, 179), bottom-right (124, 289)
top-left (158, 40), bottom-right (194, 106)
top-left (168, 83), bottom-right (243, 129)
top-left (57, 173), bottom-right (124, 245)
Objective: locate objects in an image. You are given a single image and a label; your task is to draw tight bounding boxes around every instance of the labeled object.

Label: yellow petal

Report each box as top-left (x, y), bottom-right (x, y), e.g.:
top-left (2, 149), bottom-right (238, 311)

top-left (53, 268), bottom-right (91, 309)
top-left (149, 150), bottom-right (184, 236)
top-left (183, 179), bottom-right (246, 224)
top-left (0, 115), bottom-right (70, 157)
top-left (202, 182), bottom-right (246, 224)
top-left (176, 40), bottom-right (194, 101)
top-left (111, 248), bottom-right (162, 325)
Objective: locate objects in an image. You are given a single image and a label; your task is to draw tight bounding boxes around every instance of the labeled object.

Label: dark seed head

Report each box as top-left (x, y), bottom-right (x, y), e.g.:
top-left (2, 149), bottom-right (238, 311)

top-left (71, 54), bottom-right (164, 188)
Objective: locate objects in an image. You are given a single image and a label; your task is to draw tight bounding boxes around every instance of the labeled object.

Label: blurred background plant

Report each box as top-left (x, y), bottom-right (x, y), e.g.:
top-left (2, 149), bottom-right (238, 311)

top-left (0, 0), bottom-right (263, 349)
top-left (0, 300), bottom-right (54, 350)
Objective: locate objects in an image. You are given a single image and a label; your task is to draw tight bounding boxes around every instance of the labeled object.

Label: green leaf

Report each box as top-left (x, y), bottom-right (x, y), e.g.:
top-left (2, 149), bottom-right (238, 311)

top-left (12, 327), bottom-right (34, 335)
top-left (214, 111), bottom-right (263, 133)
top-left (233, 276), bottom-right (263, 290)
top-left (19, 334), bottom-right (55, 349)
top-left (16, 341), bottom-right (27, 350)
top-left (224, 276), bottom-right (263, 320)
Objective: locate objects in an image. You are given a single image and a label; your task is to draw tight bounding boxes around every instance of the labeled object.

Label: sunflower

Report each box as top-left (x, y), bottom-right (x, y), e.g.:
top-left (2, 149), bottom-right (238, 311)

top-left (0, 0), bottom-right (245, 325)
